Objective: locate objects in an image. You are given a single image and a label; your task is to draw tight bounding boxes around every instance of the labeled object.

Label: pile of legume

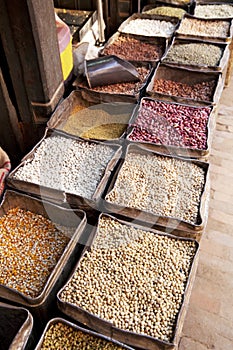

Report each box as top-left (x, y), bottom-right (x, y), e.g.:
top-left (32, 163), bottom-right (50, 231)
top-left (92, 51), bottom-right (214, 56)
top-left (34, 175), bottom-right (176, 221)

top-left (40, 321), bottom-right (125, 349)
top-left (60, 105), bottom-right (131, 140)
top-left (194, 4), bottom-right (233, 19)
top-left (105, 152), bottom-right (205, 224)
top-left (60, 215), bottom-right (197, 342)
top-left (129, 99), bottom-right (211, 150)
top-left (0, 208), bottom-right (71, 297)
top-left (121, 18), bottom-right (176, 37)
top-left (143, 6), bottom-right (185, 19)
top-left (12, 136), bottom-right (115, 199)
top-left (177, 18), bottom-right (230, 37)
top-left (103, 36), bottom-right (164, 62)
top-left (152, 78), bottom-right (216, 101)
top-left (163, 43), bottom-right (222, 67)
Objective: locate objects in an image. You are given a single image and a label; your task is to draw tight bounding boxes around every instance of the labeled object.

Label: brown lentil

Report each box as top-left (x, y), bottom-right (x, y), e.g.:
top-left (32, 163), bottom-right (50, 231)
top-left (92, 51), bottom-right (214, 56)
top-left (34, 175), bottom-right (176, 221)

top-left (164, 43), bottom-right (222, 67)
top-left (40, 321), bottom-right (125, 349)
top-left (177, 18), bottom-right (230, 37)
top-left (79, 67), bottom-right (150, 95)
top-left (144, 6), bottom-right (186, 19)
top-left (0, 208), bottom-right (70, 297)
top-left (105, 152), bottom-right (205, 224)
top-left (103, 36), bottom-right (164, 62)
top-left (194, 4), bottom-right (233, 19)
top-left (60, 216), bottom-right (197, 342)
top-left (152, 78), bottom-right (216, 101)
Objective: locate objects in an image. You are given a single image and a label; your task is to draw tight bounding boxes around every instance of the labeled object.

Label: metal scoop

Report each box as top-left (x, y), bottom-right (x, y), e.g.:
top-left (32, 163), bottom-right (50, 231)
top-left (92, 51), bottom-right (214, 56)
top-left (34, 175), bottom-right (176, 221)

top-left (85, 55), bottom-right (140, 88)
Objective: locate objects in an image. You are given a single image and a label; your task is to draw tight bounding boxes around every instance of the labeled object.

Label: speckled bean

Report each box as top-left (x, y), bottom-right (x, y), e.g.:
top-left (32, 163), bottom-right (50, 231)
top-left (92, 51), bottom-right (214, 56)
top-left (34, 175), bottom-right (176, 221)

top-left (129, 99), bottom-right (211, 150)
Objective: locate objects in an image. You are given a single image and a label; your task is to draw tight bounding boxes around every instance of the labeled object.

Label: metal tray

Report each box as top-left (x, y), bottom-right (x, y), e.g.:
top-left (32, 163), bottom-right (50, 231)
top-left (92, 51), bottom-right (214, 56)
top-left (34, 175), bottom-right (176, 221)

top-left (74, 61), bottom-right (154, 104)
top-left (7, 129), bottom-right (122, 211)
top-left (146, 63), bottom-right (224, 105)
top-left (47, 90), bottom-right (135, 144)
top-left (100, 32), bottom-right (169, 66)
top-left (118, 13), bottom-right (180, 39)
top-left (176, 14), bottom-right (233, 43)
top-left (35, 317), bottom-right (134, 349)
top-left (194, 1), bottom-right (233, 19)
top-left (57, 213), bottom-right (200, 350)
top-left (103, 144), bottom-right (210, 240)
top-left (142, 4), bottom-right (187, 17)
top-left (0, 302), bottom-right (33, 350)
top-left (126, 96), bottom-right (217, 160)
top-left (0, 190), bottom-right (86, 319)
top-left (162, 37), bottom-right (230, 72)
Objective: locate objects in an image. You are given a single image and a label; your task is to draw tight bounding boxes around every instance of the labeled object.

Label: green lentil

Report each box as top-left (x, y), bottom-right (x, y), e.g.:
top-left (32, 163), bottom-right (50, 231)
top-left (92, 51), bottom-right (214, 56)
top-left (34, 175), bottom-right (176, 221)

top-left (164, 43), bottom-right (222, 66)
top-left (0, 208), bottom-right (71, 297)
top-left (195, 4), bottom-right (233, 19)
top-left (144, 6), bottom-right (186, 19)
top-left (40, 321), bottom-right (125, 349)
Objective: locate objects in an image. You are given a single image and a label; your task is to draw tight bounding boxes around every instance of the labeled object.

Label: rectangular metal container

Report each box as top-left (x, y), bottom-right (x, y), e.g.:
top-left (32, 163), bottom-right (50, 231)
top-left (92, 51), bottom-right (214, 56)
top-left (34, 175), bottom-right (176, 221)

top-left (143, 0), bottom-right (195, 13)
top-left (194, 1), bottom-right (233, 19)
top-left (47, 90), bottom-right (135, 144)
top-left (162, 37), bottom-right (230, 72)
top-left (176, 15), bottom-right (233, 43)
top-left (118, 13), bottom-right (180, 39)
top-left (146, 63), bottom-right (224, 106)
top-left (0, 302), bottom-right (33, 350)
top-left (100, 31), bottom-right (170, 66)
top-left (126, 96), bottom-right (217, 160)
top-left (73, 62), bottom-right (154, 104)
top-left (57, 213), bottom-right (200, 350)
top-left (7, 129), bottom-right (122, 212)
top-left (0, 190), bottom-right (86, 321)
top-left (103, 144), bottom-right (210, 241)
top-left (35, 317), bottom-right (134, 349)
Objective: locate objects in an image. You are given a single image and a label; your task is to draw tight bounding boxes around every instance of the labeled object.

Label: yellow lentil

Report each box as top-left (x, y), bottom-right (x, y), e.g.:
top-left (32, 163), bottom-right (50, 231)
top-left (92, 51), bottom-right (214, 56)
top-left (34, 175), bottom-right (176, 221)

top-left (60, 106), bottom-right (131, 140)
top-left (41, 321), bottom-right (125, 349)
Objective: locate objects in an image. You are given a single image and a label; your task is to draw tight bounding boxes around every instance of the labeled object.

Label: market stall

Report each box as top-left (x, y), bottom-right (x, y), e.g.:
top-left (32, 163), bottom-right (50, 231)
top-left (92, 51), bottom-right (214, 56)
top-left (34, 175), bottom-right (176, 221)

top-left (1, 0), bottom-right (233, 349)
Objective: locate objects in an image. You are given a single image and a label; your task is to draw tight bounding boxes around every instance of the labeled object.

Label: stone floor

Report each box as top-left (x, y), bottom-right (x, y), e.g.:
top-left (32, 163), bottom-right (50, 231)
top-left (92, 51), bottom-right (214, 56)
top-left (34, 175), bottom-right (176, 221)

top-left (179, 76), bottom-right (233, 349)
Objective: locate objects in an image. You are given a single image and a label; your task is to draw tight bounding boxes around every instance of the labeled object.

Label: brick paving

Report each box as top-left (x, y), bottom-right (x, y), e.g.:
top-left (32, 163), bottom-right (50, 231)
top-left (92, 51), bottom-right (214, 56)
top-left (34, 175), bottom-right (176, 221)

top-left (179, 76), bottom-right (233, 350)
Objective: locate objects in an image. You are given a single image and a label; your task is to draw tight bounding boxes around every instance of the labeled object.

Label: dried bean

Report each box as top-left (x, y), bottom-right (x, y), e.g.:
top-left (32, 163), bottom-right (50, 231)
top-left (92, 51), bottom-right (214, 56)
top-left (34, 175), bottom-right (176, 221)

top-left (103, 36), bottom-right (164, 61)
top-left (177, 18), bottom-right (230, 37)
top-left (41, 321), bottom-right (124, 349)
top-left (144, 6), bottom-right (185, 19)
top-left (152, 78), bottom-right (216, 101)
top-left (13, 136), bottom-right (115, 199)
top-left (121, 18), bottom-right (176, 37)
top-left (105, 152), bottom-right (205, 224)
top-left (195, 4), bottom-right (233, 19)
top-left (164, 43), bottom-right (222, 67)
top-left (60, 216), bottom-right (197, 342)
top-left (0, 208), bottom-right (71, 297)
top-left (129, 99), bottom-right (211, 150)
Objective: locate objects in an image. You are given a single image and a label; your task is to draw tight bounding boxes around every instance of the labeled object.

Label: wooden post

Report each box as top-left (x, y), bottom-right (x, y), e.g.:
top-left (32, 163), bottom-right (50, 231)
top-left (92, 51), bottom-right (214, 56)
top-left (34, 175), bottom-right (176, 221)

top-left (0, 69), bottom-right (24, 167)
top-left (0, 0), bottom-right (64, 121)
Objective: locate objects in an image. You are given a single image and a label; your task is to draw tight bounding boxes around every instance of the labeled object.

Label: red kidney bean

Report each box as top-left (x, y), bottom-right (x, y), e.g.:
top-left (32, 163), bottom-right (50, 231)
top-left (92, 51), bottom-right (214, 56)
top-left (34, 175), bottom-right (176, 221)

top-left (128, 99), bottom-right (211, 150)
